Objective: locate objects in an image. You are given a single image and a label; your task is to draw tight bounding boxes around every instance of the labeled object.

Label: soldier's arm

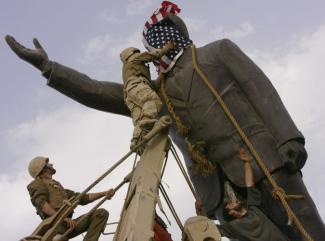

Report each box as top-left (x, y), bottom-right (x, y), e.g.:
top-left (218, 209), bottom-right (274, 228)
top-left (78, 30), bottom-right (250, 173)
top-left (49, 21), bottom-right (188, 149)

top-left (68, 188), bottom-right (115, 205)
top-left (87, 188), bottom-right (115, 203)
top-left (240, 149), bottom-right (254, 187)
top-left (239, 149), bottom-right (264, 206)
top-left (65, 189), bottom-right (91, 205)
top-left (40, 201), bottom-right (57, 217)
top-left (27, 180), bottom-right (57, 217)
top-left (137, 42), bottom-right (174, 63)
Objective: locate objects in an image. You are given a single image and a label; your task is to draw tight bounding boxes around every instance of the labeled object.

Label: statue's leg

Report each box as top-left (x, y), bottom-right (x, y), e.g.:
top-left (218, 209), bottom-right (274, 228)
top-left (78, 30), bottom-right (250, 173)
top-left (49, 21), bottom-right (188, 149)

top-left (257, 168), bottom-right (325, 241)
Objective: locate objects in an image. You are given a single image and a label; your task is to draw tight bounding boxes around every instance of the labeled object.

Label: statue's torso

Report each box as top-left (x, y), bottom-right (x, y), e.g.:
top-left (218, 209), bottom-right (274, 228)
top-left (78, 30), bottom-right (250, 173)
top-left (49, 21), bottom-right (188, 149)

top-left (164, 43), bottom-right (283, 186)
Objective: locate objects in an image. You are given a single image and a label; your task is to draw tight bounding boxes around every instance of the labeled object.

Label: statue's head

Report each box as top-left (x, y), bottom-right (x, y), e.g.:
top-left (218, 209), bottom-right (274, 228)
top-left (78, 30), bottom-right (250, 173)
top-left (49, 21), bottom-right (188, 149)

top-left (142, 1), bottom-right (192, 73)
top-left (164, 12), bottom-right (189, 39)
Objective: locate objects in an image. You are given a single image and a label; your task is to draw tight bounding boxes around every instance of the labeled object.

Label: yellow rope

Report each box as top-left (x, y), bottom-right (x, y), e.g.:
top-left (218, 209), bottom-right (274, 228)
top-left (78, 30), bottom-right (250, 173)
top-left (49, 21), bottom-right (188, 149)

top-left (191, 44), bottom-right (313, 241)
top-left (159, 74), bottom-right (215, 175)
top-left (159, 75), bottom-right (190, 136)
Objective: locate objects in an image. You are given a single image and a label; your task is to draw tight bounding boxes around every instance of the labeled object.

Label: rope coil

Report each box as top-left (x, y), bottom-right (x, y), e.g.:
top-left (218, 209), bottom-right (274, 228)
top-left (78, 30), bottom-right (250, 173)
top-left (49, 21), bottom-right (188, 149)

top-left (159, 73), bottom-right (215, 175)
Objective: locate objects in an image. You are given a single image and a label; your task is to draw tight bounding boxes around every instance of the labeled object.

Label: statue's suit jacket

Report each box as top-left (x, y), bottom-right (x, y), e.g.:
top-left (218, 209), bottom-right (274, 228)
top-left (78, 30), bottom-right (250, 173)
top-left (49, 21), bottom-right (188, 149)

top-left (45, 39), bottom-right (304, 216)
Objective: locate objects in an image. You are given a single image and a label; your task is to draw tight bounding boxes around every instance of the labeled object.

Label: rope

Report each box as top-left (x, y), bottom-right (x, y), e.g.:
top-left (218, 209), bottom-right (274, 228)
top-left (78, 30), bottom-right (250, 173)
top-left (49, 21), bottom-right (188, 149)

top-left (159, 75), bottom-right (190, 136)
top-left (170, 144), bottom-right (199, 201)
top-left (157, 154), bottom-right (173, 226)
top-left (191, 44), bottom-right (313, 241)
top-left (159, 184), bottom-right (184, 233)
top-left (159, 74), bottom-right (215, 175)
top-left (81, 127), bottom-right (163, 197)
top-left (112, 154), bottom-right (139, 238)
top-left (57, 177), bottom-right (130, 241)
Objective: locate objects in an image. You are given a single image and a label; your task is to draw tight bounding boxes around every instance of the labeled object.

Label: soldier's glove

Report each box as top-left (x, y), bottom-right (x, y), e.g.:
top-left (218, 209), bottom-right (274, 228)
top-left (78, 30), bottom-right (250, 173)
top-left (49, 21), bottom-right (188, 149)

top-left (5, 35), bottom-right (49, 71)
top-left (278, 139), bottom-right (307, 173)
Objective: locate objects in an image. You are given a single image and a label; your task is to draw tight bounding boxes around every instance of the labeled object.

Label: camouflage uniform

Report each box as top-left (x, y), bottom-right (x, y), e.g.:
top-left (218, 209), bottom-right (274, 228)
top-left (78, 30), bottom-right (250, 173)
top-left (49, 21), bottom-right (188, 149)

top-left (121, 44), bottom-right (172, 151)
top-left (27, 177), bottom-right (108, 241)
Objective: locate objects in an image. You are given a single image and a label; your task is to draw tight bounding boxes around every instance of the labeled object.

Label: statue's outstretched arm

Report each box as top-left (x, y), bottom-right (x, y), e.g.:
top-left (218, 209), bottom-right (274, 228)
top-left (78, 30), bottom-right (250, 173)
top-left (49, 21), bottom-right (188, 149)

top-left (5, 35), bottom-right (130, 117)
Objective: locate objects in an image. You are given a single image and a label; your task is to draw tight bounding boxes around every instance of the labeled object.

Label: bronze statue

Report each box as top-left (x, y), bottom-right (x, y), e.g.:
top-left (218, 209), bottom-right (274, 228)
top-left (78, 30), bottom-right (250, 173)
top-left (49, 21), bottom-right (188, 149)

top-left (5, 4), bottom-right (325, 240)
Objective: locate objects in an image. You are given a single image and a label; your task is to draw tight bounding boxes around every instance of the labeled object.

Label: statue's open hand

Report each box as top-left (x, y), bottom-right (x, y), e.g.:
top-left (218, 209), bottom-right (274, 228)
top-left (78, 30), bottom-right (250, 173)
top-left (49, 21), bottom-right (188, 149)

top-left (5, 35), bottom-right (49, 71)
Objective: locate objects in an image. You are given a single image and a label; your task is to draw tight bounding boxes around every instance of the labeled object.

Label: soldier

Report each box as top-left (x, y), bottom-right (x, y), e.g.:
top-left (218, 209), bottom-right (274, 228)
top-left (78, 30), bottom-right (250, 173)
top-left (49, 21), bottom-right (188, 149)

top-left (27, 156), bottom-right (115, 241)
top-left (216, 149), bottom-right (289, 241)
top-left (120, 42), bottom-right (174, 154)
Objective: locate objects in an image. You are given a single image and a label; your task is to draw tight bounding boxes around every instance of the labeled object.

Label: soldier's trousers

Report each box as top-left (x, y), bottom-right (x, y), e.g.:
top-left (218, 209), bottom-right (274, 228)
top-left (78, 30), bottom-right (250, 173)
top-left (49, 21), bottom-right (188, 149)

top-left (64, 208), bottom-right (109, 241)
top-left (125, 76), bottom-right (162, 145)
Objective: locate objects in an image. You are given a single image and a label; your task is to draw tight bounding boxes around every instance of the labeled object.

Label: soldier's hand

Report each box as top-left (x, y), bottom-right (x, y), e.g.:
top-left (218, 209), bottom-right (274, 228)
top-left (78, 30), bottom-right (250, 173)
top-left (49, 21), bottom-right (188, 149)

top-left (124, 172), bottom-right (133, 182)
top-left (106, 188), bottom-right (115, 199)
top-left (165, 41), bottom-right (174, 50)
top-left (64, 218), bottom-right (77, 229)
top-left (195, 200), bottom-right (206, 216)
top-left (5, 35), bottom-right (49, 71)
top-left (239, 148), bottom-right (251, 163)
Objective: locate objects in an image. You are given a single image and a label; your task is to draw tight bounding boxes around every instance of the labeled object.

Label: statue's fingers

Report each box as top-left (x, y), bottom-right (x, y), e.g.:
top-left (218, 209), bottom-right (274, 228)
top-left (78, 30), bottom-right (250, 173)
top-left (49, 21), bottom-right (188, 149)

top-left (33, 38), bottom-right (44, 50)
top-left (5, 35), bottom-right (28, 56)
top-left (33, 38), bottom-right (48, 58)
top-left (5, 35), bottom-right (16, 45)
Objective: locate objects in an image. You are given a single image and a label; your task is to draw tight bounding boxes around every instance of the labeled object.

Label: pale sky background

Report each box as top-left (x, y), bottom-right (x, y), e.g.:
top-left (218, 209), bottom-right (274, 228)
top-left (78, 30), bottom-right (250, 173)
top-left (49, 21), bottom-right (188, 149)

top-left (1, 1), bottom-right (325, 241)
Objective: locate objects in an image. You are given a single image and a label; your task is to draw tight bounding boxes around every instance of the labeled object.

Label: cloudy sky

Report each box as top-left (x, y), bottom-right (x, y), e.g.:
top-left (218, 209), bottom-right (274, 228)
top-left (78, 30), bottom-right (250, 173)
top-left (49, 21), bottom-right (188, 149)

top-left (1, 0), bottom-right (325, 240)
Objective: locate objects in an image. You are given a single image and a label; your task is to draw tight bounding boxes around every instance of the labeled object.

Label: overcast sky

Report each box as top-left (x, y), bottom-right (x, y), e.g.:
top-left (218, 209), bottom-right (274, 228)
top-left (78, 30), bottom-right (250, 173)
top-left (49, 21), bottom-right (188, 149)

top-left (1, 1), bottom-right (325, 240)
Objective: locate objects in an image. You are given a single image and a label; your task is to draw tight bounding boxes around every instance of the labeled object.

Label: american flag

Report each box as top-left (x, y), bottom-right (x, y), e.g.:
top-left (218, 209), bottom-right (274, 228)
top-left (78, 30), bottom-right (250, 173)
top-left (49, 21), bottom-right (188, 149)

top-left (143, 1), bottom-right (180, 36)
top-left (142, 1), bottom-right (192, 73)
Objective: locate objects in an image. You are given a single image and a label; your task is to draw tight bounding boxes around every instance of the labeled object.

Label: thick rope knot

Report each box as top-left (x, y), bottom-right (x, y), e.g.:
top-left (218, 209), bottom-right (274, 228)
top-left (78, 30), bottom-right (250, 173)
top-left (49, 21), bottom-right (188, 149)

top-left (271, 187), bottom-right (295, 225)
top-left (159, 75), bottom-right (190, 136)
top-left (185, 138), bottom-right (215, 176)
top-left (159, 74), bottom-right (214, 175)
top-left (272, 187), bottom-right (305, 201)
top-left (272, 187), bottom-right (286, 200)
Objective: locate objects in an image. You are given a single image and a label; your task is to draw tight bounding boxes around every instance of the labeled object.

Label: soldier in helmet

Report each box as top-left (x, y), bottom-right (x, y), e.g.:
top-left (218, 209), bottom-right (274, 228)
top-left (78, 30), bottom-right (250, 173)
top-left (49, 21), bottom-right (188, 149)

top-left (120, 42), bottom-right (174, 154)
top-left (27, 156), bottom-right (115, 241)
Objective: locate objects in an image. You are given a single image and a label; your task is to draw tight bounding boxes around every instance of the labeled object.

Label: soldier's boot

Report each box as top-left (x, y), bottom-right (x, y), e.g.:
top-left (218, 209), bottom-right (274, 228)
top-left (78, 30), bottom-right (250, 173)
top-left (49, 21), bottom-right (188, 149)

top-left (130, 125), bottom-right (148, 155)
top-left (53, 234), bottom-right (68, 241)
top-left (131, 138), bottom-right (146, 155)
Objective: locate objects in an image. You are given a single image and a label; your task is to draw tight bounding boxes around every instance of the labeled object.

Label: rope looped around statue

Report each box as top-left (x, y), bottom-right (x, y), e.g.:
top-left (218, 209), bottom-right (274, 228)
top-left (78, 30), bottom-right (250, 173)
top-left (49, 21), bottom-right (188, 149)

top-left (190, 44), bottom-right (313, 241)
top-left (159, 73), bottom-right (215, 176)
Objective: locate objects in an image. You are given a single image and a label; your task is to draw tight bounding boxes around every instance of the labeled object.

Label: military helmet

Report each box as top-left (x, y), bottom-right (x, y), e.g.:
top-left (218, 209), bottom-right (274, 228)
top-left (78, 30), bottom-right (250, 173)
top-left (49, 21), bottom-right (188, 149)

top-left (28, 156), bottom-right (48, 178)
top-left (120, 47), bottom-right (140, 63)
top-left (165, 13), bottom-right (189, 38)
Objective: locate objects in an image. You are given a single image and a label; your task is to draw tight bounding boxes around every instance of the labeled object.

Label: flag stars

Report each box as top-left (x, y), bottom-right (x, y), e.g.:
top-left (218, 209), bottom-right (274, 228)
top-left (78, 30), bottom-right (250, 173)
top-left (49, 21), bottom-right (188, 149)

top-left (143, 21), bottom-right (193, 72)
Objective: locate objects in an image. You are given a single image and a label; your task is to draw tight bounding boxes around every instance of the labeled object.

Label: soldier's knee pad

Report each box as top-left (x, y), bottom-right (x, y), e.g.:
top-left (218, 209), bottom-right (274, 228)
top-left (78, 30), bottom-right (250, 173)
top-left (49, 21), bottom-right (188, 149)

top-left (142, 101), bottom-right (159, 118)
top-left (95, 208), bottom-right (109, 218)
